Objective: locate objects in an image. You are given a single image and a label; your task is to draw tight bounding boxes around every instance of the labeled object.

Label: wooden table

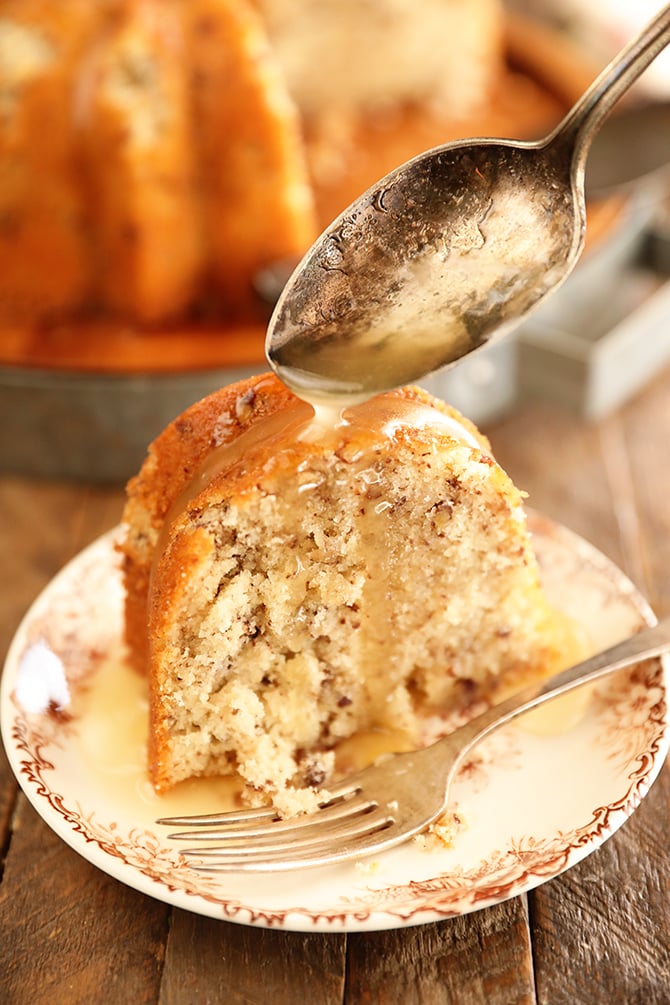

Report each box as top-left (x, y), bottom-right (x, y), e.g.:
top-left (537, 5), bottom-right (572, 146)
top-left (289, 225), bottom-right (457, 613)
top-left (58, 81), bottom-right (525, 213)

top-left (1, 366), bottom-right (669, 1005)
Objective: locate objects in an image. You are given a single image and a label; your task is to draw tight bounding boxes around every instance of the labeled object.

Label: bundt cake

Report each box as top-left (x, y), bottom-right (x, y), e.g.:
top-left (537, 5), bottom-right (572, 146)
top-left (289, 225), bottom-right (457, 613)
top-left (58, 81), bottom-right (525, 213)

top-left (0, 0), bottom-right (548, 332)
top-left (0, 0), bottom-right (318, 324)
top-left (120, 373), bottom-right (568, 813)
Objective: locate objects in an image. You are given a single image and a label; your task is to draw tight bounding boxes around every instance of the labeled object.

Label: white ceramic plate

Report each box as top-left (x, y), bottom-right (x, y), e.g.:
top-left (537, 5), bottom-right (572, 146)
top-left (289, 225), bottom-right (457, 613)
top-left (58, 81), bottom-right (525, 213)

top-left (1, 513), bottom-right (668, 932)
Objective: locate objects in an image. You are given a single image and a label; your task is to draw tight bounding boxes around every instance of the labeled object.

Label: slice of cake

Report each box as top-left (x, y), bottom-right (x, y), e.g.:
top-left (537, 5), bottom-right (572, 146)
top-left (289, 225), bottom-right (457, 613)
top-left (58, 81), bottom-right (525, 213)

top-left (0, 2), bottom-right (97, 320)
top-left (80, 0), bottom-right (204, 325)
top-left (184, 0), bottom-right (318, 316)
top-left (120, 374), bottom-right (566, 813)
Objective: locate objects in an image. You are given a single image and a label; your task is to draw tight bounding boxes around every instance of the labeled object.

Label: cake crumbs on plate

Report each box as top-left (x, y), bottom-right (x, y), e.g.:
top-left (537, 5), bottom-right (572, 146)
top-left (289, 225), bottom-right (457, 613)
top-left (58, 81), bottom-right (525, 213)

top-left (355, 858), bottom-right (382, 876)
top-left (414, 809), bottom-right (468, 851)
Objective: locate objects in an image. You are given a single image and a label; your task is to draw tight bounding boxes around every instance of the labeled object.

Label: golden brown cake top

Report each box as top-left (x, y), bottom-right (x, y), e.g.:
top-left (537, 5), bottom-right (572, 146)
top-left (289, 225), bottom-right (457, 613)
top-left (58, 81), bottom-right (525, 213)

top-left (123, 372), bottom-right (492, 539)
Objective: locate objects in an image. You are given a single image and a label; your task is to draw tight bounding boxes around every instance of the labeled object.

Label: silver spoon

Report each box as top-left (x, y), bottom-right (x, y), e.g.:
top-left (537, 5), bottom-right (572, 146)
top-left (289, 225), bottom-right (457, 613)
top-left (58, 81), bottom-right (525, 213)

top-left (254, 100), bottom-right (670, 303)
top-left (266, 5), bottom-right (670, 403)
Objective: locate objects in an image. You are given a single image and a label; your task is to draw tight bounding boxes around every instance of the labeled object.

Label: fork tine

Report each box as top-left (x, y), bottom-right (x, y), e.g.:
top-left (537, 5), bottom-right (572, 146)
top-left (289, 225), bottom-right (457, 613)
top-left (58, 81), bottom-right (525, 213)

top-left (181, 809), bottom-right (395, 870)
top-left (158, 779), bottom-right (366, 835)
top-left (156, 805), bottom-right (279, 827)
top-left (165, 790), bottom-right (377, 842)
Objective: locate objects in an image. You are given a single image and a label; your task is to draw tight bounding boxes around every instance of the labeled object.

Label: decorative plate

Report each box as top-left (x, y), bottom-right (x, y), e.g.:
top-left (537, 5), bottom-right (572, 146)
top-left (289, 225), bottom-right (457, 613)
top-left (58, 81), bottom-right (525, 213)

top-left (1, 513), bottom-right (668, 932)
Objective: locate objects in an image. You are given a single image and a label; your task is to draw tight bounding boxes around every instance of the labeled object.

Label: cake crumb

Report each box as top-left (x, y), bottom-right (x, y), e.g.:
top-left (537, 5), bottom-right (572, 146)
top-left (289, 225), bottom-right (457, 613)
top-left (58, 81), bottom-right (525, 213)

top-left (414, 809), bottom-right (467, 851)
top-left (355, 858), bottom-right (381, 876)
top-left (271, 785), bottom-right (331, 818)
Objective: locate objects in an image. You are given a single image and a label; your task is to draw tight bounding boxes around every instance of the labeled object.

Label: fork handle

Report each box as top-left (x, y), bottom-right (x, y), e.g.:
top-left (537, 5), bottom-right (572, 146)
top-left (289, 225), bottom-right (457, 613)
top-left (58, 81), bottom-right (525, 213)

top-left (452, 615), bottom-right (670, 755)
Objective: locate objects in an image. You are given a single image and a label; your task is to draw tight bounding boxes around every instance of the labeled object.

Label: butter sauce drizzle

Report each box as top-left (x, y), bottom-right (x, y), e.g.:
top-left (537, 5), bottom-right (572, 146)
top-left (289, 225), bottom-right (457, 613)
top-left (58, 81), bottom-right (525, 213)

top-left (155, 386), bottom-right (483, 560)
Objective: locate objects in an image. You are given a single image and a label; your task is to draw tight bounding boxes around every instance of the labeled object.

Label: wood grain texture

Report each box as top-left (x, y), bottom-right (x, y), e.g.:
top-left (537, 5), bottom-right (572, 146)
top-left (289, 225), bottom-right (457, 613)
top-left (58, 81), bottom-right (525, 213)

top-left (487, 401), bottom-right (625, 567)
top-left (0, 797), bottom-right (169, 1005)
top-left (486, 374), bottom-right (670, 1005)
top-left (616, 370), bottom-right (670, 616)
top-left (345, 898), bottom-right (536, 1005)
top-left (160, 911), bottom-right (345, 1005)
top-left (529, 772), bottom-right (670, 1005)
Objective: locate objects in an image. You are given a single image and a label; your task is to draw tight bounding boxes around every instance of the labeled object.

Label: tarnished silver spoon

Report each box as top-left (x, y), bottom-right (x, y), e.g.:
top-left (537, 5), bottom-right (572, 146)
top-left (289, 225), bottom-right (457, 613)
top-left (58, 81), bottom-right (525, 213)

top-left (266, 4), bottom-right (670, 403)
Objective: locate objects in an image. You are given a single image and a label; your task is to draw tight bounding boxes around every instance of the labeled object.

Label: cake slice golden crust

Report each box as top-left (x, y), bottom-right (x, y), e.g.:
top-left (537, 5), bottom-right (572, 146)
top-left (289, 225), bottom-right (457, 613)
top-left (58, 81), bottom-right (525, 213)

top-left (121, 375), bottom-right (565, 811)
top-left (186, 0), bottom-right (317, 314)
top-left (80, 0), bottom-right (203, 324)
top-left (120, 374), bottom-right (297, 672)
top-left (0, 1), bottom-right (98, 320)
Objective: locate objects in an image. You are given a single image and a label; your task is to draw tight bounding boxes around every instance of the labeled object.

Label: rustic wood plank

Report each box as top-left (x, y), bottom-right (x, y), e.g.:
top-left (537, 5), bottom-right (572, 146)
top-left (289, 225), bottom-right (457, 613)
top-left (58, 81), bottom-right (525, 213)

top-left (530, 769), bottom-right (670, 1005)
top-left (0, 477), bottom-right (124, 660)
top-left (494, 367), bottom-right (670, 1004)
top-left (0, 796), bottom-right (169, 1005)
top-left (345, 897), bottom-right (536, 1004)
top-left (615, 368), bottom-right (670, 617)
top-left (486, 400), bottom-right (626, 567)
top-left (159, 909), bottom-right (346, 1005)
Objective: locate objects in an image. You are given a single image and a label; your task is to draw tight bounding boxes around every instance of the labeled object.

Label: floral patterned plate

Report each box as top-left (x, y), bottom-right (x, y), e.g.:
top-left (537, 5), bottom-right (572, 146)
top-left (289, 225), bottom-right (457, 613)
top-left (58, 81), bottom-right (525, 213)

top-left (1, 512), bottom-right (668, 932)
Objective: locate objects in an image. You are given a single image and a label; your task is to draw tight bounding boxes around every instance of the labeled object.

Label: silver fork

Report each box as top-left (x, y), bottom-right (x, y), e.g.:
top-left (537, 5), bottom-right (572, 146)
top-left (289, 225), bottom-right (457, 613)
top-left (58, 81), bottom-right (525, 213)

top-left (157, 617), bottom-right (670, 872)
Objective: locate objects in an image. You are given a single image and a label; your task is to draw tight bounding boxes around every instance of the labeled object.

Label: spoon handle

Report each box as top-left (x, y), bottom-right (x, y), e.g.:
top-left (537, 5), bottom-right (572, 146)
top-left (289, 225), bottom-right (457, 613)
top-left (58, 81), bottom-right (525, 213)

top-left (551, 4), bottom-right (670, 164)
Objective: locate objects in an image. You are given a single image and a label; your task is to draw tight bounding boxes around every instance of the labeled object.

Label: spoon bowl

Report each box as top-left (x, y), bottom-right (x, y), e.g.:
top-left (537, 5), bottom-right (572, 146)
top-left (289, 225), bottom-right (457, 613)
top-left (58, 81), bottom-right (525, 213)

top-left (266, 5), bottom-right (670, 402)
